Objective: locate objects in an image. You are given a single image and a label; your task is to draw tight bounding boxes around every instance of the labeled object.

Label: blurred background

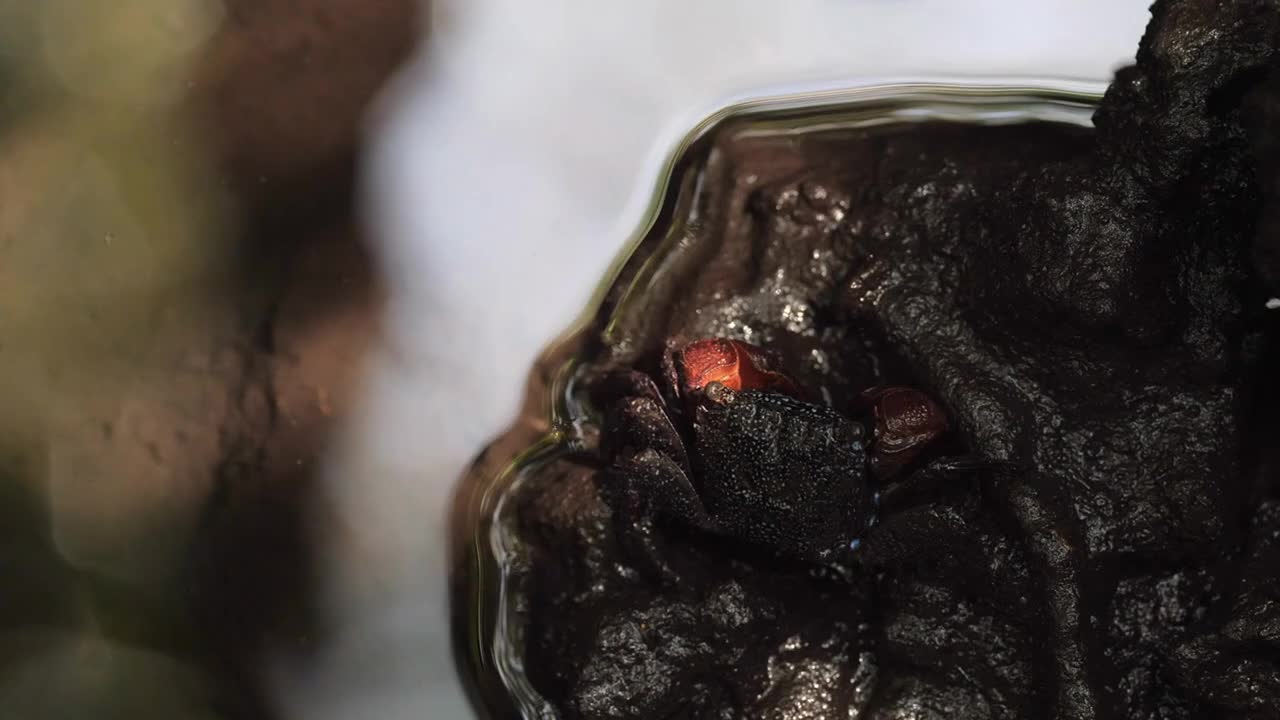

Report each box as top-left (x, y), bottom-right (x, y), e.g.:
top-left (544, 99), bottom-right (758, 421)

top-left (0, 1), bottom-right (1149, 718)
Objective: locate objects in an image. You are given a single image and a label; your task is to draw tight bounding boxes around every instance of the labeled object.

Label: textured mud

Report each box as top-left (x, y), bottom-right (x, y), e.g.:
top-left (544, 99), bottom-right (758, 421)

top-left (507, 1), bottom-right (1280, 718)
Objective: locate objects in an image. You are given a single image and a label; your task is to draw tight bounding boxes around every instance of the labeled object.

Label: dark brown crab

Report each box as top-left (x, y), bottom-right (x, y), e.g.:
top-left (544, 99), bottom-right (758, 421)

top-left (591, 337), bottom-right (951, 578)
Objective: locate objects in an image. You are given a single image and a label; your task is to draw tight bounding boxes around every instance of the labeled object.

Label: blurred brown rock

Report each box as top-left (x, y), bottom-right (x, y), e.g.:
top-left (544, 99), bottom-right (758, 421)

top-left (193, 0), bottom-right (421, 192)
top-left (0, 0), bottom-right (420, 717)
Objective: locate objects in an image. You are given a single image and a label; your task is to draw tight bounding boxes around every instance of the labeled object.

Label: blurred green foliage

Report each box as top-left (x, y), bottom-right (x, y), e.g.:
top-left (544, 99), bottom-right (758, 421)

top-left (0, 2), bottom-right (241, 716)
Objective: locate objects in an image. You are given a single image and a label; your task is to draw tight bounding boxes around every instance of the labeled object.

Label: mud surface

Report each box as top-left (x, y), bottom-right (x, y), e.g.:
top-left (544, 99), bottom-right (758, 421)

top-left (509, 1), bottom-right (1280, 718)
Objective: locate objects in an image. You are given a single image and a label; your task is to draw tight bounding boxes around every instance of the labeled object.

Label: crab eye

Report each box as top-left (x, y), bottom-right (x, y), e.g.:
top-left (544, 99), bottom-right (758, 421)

top-left (701, 381), bottom-right (737, 406)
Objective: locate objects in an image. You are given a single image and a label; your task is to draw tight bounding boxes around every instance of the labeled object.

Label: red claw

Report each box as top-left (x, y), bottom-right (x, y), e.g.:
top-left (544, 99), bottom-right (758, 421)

top-left (677, 339), bottom-right (800, 397)
top-left (864, 386), bottom-right (948, 471)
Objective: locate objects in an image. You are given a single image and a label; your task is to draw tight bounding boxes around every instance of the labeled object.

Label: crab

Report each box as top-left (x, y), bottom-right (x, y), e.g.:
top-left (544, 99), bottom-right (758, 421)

top-left (590, 337), bottom-right (955, 578)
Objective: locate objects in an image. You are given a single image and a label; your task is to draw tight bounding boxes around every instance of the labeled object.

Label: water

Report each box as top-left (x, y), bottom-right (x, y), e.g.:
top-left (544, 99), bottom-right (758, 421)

top-left (452, 81), bottom-right (1102, 719)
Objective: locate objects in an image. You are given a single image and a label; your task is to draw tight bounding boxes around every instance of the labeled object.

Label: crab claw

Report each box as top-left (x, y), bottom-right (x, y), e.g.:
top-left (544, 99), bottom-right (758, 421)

top-left (676, 338), bottom-right (800, 398)
top-left (864, 386), bottom-right (948, 474)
